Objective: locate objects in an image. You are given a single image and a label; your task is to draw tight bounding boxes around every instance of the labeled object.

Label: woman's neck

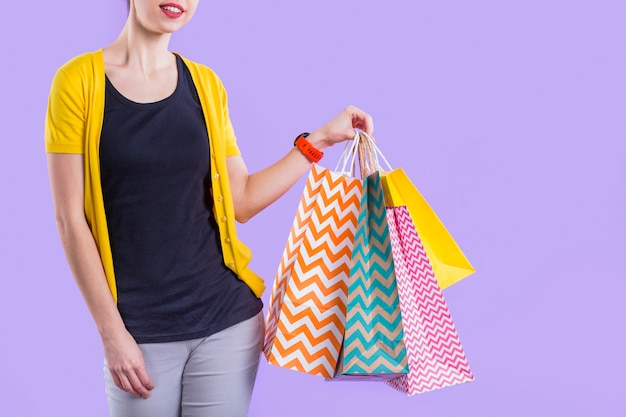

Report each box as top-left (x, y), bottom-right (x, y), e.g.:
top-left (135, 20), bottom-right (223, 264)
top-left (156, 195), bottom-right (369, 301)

top-left (105, 20), bottom-right (174, 75)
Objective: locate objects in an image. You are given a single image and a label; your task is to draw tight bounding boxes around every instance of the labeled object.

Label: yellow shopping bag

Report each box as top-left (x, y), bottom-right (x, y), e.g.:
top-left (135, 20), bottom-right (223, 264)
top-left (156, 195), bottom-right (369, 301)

top-left (380, 169), bottom-right (474, 289)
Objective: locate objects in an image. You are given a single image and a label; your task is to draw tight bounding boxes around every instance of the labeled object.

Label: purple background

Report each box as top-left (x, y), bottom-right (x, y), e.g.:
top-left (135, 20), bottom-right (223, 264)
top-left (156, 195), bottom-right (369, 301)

top-left (1, 1), bottom-right (624, 416)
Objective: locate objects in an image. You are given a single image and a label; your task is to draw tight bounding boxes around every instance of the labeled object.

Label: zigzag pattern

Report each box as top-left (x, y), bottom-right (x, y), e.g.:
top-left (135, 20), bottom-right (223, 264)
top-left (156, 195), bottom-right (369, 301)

top-left (264, 165), bottom-right (327, 355)
top-left (264, 164), bottom-right (362, 378)
top-left (339, 172), bottom-right (408, 377)
top-left (385, 206), bottom-right (474, 395)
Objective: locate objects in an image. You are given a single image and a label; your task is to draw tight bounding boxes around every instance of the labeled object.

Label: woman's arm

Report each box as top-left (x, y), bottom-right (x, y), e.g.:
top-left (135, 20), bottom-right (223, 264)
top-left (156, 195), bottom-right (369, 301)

top-left (47, 153), bottom-right (154, 399)
top-left (227, 105), bottom-right (373, 222)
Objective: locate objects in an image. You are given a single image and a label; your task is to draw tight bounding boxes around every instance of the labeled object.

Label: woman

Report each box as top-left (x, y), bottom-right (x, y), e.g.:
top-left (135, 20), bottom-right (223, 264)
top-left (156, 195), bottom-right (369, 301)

top-left (45, 0), bottom-right (373, 416)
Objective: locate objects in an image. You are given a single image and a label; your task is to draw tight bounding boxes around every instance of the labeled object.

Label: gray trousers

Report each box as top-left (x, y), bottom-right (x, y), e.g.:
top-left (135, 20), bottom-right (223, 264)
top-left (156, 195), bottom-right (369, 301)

top-left (104, 311), bottom-right (265, 417)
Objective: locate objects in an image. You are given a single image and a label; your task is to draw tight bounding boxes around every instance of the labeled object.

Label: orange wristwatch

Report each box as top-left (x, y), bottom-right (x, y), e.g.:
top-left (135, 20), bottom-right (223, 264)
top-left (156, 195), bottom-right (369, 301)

top-left (294, 133), bottom-right (324, 163)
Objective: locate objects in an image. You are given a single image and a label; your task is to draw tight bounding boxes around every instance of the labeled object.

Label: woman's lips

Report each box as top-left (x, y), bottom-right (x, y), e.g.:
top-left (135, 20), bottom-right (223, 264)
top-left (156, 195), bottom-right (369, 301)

top-left (160, 3), bottom-right (184, 18)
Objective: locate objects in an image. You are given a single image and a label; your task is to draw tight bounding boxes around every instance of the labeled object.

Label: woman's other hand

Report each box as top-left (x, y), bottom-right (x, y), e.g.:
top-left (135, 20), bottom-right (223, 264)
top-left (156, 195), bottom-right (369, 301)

top-left (47, 153), bottom-right (155, 399)
top-left (104, 329), bottom-right (155, 399)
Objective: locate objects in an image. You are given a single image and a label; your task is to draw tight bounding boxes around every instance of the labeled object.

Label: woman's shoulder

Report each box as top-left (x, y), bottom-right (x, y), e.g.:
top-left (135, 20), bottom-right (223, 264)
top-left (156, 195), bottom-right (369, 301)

top-left (56, 50), bottom-right (103, 75)
top-left (51, 50), bottom-right (104, 93)
top-left (48, 50), bottom-right (102, 99)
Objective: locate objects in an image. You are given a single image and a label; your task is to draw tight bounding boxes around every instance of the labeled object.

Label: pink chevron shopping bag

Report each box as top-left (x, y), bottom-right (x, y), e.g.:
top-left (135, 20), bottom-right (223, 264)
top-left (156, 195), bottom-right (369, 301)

top-left (385, 206), bottom-right (474, 395)
top-left (264, 140), bottom-right (363, 378)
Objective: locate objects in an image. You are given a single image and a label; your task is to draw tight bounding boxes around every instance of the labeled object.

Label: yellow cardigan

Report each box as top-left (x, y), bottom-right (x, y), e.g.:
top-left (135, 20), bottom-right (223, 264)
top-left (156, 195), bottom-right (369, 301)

top-left (45, 50), bottom-right (265, 301)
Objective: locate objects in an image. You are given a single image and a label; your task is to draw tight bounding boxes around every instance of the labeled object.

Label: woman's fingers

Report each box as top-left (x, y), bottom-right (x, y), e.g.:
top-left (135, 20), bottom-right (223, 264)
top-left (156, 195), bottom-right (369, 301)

top-left (125, 368), bottom-right (152, 398)
top-left (104, 332), bottom-right (154, 399)
top-left (346, 105), bottom-right (374, 135)
top-left (110, 371), bottom-right (124, 393)
top-left (311, 105), bottom-right (375, 149)
top-left (136, 366), bottom-right (155, 392)
top-left (111, 365), bottom-right (152, 398)
top-left (113, 371), bottom-right (139, 397)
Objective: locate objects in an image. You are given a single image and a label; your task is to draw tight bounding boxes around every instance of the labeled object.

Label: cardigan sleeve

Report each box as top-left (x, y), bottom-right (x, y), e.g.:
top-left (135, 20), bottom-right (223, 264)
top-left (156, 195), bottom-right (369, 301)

top-left (217, 77), bottom-right (241, 158)
top-left (45, 64), bottom-right (86, 154)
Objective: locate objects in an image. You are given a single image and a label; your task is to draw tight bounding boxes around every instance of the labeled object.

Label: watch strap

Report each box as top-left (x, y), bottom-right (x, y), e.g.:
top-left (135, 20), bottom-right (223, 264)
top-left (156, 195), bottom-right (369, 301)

top-left (294, 133), bottom-right (324, 163)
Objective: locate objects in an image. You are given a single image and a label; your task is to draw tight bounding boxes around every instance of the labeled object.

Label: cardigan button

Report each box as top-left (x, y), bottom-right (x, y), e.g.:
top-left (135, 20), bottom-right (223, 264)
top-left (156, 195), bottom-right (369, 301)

top-left (214, 173), bottom-right (220, 180)
top-left (217, 195), bottom-right (224, 203)
top-left (228, 261), bottom-right (235, 268)
top-left (224, 237), bottom-right (231, 244)
top-left (221, 216), bottom-right (227, 222)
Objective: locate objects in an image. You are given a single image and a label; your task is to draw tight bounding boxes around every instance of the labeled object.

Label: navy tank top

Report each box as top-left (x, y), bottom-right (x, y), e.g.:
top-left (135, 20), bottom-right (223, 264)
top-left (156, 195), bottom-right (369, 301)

top-left (99, 54), bottom-right (262, 343)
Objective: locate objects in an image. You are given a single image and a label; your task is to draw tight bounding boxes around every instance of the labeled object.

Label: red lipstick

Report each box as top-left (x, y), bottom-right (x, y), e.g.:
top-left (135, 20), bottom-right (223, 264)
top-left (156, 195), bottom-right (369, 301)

top-left (160, 3), bottom-right (184, 18)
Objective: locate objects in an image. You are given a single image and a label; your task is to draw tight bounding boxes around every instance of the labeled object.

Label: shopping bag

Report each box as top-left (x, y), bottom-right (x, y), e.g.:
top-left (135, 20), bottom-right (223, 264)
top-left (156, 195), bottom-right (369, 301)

top-left (380, 170), bottom-right (474, 289)
top-left (353, 132), bottom-right (474, 289)
top-left (385, 205), bottom-right (474, 395)
top-left (334, 171), bottom-right (408, 379)
top-left (264, 139), bottom-right (363, 378)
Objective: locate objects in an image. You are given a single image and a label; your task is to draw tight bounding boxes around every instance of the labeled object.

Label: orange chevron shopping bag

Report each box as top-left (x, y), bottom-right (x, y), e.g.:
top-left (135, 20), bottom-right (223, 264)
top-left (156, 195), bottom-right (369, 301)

top-left (385, 205), bottom-right (474, 395)
top-left (264, 156), bottom-right (363, 378)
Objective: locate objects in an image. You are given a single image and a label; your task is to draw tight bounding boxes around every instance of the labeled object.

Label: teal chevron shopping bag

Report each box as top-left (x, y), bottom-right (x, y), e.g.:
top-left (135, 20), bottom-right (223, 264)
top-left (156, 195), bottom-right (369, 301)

top-left (333, 171), bottom-right (409, 380)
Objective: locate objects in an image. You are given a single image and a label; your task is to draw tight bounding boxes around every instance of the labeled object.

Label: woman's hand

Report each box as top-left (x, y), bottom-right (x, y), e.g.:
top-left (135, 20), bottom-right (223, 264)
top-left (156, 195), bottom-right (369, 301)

top-left (306, 105), bottom-right (374, 150)
top-left (103, 329), bottom-right (154, 399)
top-left (227, 104), bottom-right (374, 222)
top-left (47, 153), bottom-right (155, 399)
